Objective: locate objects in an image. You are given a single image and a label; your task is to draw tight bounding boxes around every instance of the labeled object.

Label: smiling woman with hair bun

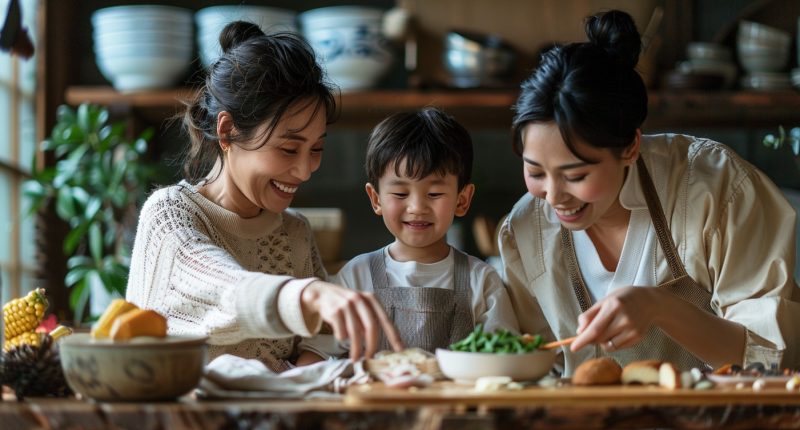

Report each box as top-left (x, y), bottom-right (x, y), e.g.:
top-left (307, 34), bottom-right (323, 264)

top-left (125, 21), bottom-right (402, 371)
top-left (499, 9), bottom-right (800, 376)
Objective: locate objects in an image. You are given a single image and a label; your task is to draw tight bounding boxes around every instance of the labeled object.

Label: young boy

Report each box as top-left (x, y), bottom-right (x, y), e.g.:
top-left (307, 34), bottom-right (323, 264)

top-left (297, 107), bottom-right (519, 364)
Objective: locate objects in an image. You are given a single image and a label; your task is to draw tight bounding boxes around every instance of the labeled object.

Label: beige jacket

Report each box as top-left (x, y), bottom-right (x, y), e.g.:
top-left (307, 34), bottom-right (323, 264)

top-left (499, 134), bottom-right (800, 375)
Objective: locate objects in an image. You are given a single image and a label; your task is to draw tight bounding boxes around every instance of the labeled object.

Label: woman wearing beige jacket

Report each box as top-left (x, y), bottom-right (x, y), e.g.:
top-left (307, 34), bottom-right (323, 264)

top-left (500, 10), bottom-right (800, 376)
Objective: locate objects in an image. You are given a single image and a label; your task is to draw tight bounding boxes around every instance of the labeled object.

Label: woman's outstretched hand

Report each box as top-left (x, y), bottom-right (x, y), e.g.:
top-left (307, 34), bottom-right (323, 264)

top-left (301, 280), bottom-right (404, 361)
top-left (570, 286), bottom-right (662, 353)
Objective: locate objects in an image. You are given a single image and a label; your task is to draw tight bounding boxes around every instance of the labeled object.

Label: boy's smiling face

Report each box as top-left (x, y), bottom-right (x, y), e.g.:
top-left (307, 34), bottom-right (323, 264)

top-left (366, 159), bottom-right (474, 263)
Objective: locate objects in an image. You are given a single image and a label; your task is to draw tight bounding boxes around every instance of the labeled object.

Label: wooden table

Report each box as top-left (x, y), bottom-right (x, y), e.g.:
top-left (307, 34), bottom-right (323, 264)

top-left (3, 383), bottom-right (800, 429)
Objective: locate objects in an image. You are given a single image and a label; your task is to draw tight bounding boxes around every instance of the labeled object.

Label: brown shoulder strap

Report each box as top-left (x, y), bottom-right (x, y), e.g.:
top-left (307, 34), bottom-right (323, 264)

top-left (636, 157), bottom-right (687, 279)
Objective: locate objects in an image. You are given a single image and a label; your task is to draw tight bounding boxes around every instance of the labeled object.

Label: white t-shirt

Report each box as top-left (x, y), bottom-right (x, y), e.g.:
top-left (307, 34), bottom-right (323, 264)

top-left (570, 208), bottom-right (658, 301)
top-left (299, 246), bottom-right (520, 359)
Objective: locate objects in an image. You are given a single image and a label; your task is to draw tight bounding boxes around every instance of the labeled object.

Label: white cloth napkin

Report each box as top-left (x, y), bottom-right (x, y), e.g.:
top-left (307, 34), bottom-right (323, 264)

top-left (195, 354), bottom-right (370, 399)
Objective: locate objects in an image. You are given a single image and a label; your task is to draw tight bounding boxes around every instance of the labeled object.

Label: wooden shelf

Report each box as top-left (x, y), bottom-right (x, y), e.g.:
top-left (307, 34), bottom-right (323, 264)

top-left (65, 86), bottom-right (800, 130)
top-left (647, 90), bottom-right (800, 129)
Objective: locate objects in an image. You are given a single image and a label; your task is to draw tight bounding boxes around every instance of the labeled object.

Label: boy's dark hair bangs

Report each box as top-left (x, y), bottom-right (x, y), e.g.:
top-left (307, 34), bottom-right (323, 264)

top-left (393, 132), bottom-right (462, 184)
top-left (367, 108), bottom-right (472, 190)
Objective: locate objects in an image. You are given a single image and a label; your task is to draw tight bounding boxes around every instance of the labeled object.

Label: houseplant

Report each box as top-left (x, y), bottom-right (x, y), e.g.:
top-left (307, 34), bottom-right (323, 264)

top-left (22, 103), bottom-right (155, 324)
top-left (763, 125), bottom-right (800, 155)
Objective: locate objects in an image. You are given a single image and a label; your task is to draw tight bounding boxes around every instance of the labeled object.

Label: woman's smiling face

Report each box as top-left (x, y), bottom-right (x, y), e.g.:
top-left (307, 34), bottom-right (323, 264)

top-left (521, 121), bottom-right (638, 230)
top-left (223, 100), bottom-right (327, 215)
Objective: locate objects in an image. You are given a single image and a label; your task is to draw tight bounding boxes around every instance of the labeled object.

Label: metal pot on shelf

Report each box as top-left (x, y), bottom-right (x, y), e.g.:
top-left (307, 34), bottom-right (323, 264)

top-left (443, 29), bottom-right (516, 88)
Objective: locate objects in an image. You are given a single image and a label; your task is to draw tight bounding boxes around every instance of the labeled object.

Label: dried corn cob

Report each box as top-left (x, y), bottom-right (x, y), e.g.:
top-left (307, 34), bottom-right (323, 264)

top-left (4, 332), bottom-right (44, 351)
top-left (4, 325), bottom-right (73, 351)
top-left (3, 288), bottom-right (48, 339)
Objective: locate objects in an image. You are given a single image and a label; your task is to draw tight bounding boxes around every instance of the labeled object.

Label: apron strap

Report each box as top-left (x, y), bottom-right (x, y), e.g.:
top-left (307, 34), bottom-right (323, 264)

top-left (560, 228), bottom-right (592, 313)
top-left (635, 157), bottom-right (688, 279)
top-left (367, 247), bottom-right (389, 290)
top-left (451, 247), bottom-right (470, 294)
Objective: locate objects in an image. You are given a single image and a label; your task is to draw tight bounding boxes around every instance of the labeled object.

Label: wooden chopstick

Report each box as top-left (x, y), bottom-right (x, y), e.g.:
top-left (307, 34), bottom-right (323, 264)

top-left (540, 336), bottom-right (577, 350)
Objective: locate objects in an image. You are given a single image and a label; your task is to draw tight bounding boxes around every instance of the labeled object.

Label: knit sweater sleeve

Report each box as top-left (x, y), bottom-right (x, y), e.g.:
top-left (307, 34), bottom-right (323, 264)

top-left (125, 187), bottom-right (316, 345)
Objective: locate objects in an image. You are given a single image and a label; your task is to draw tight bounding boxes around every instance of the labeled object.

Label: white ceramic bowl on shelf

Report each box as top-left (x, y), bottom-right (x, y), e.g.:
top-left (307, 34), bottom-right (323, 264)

top-left (737, 43), bottom-right (790, 73)
top-left (92, 5), bottom-right (194, 92)
top-left (96, 55), bottom-right (192, 92)
top-left (686, 42), bottom-right (731, 63)
top-left (299, 6), bottom-right (393, 91)
top-left (196, 5), bottom-right (297, 68)
top-left (738, 20), bottom-right (791, 48)
top-left (92, 5), bottom-right (192, 24)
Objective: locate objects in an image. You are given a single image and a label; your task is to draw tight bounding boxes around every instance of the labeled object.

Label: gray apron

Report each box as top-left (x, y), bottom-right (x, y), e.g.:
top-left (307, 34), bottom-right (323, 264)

top-left (561, 157), bottom-right (714, 370)
top-left (368, 247), bottom-right (474, 352)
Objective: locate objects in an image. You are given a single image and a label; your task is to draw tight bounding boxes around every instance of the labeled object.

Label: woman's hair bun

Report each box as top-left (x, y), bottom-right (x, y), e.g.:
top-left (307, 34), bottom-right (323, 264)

top-left (219, 21), bottom-right (266, 55)
top-left (585, 10), bottom-right (641, 69)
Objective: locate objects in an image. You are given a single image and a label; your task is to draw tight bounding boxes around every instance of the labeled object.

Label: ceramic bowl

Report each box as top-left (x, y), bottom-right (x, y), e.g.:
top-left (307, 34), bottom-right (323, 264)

top-left (300, 6), bottom-right (393, 91)
top-left (443, 29), bottom-right (516, 88)
top-left (60, 333), bottom-right (208, 401)
top-left (96, 55), bottom-right (192, 92)
top-left (195, 5), bottom-right (297, 68)
top-left (738, 21), bottom-right (791, 48)
top-left (435, 348), bottom-right (556, 383)
top-left (686, 42), bottom-right (731, 63)
top-left (92, 5), bottom-right (193, 27)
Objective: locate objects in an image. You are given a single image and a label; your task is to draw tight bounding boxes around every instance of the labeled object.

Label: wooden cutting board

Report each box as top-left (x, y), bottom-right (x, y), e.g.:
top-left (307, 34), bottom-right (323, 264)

top-left (345, 381), bottom-right (800, 407)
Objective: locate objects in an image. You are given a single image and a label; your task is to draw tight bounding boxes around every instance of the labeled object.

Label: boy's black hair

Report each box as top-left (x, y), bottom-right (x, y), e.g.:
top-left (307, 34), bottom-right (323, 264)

top-left (366, 107), bottom-right (473, 190)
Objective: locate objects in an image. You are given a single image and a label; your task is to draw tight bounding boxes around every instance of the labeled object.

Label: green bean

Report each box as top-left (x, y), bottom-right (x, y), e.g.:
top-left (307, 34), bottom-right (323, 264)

top-left (450, 325), bottom-right (545, 354)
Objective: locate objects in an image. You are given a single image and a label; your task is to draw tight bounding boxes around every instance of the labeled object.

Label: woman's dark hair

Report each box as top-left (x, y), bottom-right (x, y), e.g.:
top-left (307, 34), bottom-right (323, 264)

top-left (511, 10), bottom-right (647, 161)
top-left (366, 107), bottom-right (473, 191)
top-left (182, 21), bottom-right (338, 182)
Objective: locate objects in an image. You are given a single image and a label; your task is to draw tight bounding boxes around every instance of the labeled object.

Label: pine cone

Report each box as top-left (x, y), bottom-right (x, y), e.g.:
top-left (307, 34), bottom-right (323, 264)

top-left (1, 334), bottom-right (72, 400)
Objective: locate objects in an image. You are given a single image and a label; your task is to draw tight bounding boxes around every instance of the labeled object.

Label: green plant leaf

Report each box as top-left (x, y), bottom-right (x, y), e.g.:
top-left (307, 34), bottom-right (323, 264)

top-left (71, 186), bottom-right (90, 210)
top-left (85, 196), bottom-right (102, 220)
top-left (55, 186), bottom-right (77, 220)
top-left (67, 255), bottom-right (93, 269)
top-left (134, 137), bottom-right (148, 154)
top-left (56, 104), bottom-right (75, 123)
top-left (104, 222), bottom-right (117, 248)
top-left (69, 275), bottom-right (92, 324)
top-left (89, 223), bottom-right (103, 263)
top-left (77, 103), bottom-right (93, 132)
top-left (22, 179), bottom-right (46, 200)
top-left (98, 269), bottom-right (127, 297)
top-left (63, 222), bottom-right (89, 254)
top-left (65, 266), bottom-right (91, 287)
top-left (111, 187), bottom-right (128, 208)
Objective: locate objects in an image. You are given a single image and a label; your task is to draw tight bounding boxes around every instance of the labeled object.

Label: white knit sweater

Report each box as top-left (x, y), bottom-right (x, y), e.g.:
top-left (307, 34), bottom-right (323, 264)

top-left (126, 181), bottom-right (324, 371)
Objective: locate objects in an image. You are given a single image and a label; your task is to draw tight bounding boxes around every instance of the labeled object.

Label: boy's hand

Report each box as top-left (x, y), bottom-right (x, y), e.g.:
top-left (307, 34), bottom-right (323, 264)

top-left (302, 281), bottom-right (404, 361)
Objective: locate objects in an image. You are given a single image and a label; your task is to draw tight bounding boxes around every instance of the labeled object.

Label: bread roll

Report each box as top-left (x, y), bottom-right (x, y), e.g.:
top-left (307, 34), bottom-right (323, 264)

top-left (621, 359), bottom-right (662, 385)
top-left (572, 357), bottom-right (622, 385)
top-left (658, 362), bottom-right (681, 389)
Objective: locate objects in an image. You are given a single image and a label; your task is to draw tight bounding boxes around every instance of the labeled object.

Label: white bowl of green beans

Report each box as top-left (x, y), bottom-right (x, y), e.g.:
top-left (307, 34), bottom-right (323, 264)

top-left (436, 325), bottom-right (556, 383)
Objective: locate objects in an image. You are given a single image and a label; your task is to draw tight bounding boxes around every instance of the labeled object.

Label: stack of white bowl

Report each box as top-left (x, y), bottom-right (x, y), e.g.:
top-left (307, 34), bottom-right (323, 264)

top-left (677, 42), bottom-right (737, 89)
top-left (92, 5), bottom-right (194, 92)
top-left (196, 6), bottom-right (297, 68)
top-left (299, 6), bottom-right (393, 91)
top-left (737, 20), bottom-right (792, 91)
